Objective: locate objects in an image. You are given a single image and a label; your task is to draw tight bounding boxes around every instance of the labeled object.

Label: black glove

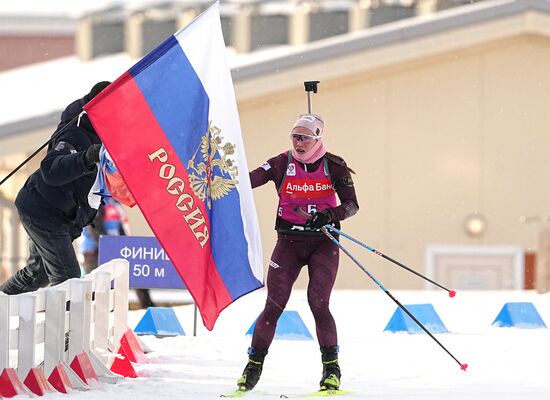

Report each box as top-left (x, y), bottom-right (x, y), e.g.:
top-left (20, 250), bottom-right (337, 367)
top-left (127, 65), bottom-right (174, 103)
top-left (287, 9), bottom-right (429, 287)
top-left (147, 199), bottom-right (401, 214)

top-left (307, 210), bottom-right (332, 230)
top-left (85, 144), bottom-right (101, 166)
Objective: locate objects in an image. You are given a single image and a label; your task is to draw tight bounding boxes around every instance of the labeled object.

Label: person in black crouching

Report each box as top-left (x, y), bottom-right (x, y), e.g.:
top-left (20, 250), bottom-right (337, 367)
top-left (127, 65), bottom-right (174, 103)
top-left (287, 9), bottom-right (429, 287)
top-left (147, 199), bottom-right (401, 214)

top-left (0, 81), bottom-right (111, 295)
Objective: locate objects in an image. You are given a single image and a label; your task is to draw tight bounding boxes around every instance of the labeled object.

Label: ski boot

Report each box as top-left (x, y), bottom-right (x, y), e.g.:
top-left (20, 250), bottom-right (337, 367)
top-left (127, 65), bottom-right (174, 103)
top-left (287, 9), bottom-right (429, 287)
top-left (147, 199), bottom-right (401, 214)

top-left (236, 347), bottom-right (268, 391)
top-left (319, 346), bottom-right (341, 391)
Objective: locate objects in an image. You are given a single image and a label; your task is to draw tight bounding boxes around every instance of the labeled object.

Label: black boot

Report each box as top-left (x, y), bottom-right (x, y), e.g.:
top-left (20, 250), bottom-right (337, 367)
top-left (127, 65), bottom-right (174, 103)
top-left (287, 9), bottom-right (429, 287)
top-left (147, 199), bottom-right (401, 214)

top-left (236, 347), bottom-right (268, 391)
top-left (320, 346), bottom-right (341, 390)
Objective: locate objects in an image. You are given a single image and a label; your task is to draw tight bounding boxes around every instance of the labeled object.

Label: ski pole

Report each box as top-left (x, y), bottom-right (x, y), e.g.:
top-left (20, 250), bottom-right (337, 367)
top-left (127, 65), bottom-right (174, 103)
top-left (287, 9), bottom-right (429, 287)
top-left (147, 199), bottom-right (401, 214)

top-left (327, 226), bottom-right (456, 297)
top-left (0, 114), bottom-right (78, 187)
top-left (293, 206), bottom-right (455, 296)
top-left (320, 226), bottom-right (468, 372)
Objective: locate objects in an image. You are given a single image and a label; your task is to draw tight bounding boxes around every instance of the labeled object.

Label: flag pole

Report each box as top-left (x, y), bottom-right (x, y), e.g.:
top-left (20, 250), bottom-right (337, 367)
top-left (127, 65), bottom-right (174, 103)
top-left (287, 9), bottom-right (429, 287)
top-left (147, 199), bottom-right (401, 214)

top-left (0, 115), bottom-right (79, 187)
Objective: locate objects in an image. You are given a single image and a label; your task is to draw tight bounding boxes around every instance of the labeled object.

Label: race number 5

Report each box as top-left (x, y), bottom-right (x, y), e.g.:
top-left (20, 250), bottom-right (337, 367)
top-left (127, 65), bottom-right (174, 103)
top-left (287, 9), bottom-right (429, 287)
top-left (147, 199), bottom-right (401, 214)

top-left (307, 205), bottom-right (317, 214)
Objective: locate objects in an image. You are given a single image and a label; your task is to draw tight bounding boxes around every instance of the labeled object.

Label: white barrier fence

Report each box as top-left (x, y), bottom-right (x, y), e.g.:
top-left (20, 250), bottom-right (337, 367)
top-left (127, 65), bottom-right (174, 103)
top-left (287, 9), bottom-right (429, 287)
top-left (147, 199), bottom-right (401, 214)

top-left (0, 258), bottom-right (129, 381)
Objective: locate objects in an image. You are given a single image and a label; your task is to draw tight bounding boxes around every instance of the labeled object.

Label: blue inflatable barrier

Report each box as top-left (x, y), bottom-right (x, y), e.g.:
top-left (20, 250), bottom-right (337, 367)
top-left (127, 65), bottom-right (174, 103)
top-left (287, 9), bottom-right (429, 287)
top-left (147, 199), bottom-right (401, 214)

top-left (246, 310), bottom-right (314, 340)
top-left (134, 307), bottom-right (186, 336)
top-left (384, 303), bottom-right (449, 334)
top-left (492, 302), bottom-right (547, 329)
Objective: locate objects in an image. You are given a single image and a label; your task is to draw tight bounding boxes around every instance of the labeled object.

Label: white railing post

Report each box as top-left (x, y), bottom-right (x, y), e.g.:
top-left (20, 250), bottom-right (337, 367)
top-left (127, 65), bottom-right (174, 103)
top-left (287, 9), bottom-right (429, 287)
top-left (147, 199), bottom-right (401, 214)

top-left (91, 270), bottom-right (111, 360)
top-left (67, 279), bottom-right (85, 363)
top-left (44, 288), bottom-right (67, 376)
top-left (112, 259), bottom-right (129, 346)
top-left (17, 293), bottom-right (36, 379)
top-left (82, 279), bottom-right (93, 353)
top-left (0, 292), bottom-right (9, 371)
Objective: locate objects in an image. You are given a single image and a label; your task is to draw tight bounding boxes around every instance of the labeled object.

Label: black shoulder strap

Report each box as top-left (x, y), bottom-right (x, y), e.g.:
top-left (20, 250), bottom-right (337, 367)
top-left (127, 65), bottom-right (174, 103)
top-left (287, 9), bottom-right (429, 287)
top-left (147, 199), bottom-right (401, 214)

top-left (324, 152), bottom-right (356, 175)
top-left (276, 151), bottom-right (293, 193)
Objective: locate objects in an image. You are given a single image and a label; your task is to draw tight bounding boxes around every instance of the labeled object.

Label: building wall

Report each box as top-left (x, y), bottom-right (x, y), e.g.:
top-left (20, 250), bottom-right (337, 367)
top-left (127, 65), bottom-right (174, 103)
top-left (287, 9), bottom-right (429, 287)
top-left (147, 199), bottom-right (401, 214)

top-left (0, 37), bottom-right (74, 72)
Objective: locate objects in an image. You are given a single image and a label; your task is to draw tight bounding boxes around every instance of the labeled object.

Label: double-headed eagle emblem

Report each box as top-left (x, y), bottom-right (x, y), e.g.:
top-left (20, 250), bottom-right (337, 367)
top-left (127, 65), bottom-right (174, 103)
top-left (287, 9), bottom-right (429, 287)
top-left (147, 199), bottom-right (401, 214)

top-left (188, 122), bottom-right (238, 209)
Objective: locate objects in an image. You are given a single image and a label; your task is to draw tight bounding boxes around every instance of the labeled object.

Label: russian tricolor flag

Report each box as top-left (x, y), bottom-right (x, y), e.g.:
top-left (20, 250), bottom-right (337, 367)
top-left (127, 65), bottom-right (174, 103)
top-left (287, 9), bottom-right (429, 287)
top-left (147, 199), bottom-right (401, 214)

top-left (84, 2), bottom-right (263, 330)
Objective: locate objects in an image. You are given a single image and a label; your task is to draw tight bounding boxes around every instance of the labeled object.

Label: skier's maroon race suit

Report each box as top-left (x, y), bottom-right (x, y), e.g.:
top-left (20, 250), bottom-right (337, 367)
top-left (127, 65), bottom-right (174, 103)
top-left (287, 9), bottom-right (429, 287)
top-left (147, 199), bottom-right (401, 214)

top-left (236, 113), bottom-right (359, 392)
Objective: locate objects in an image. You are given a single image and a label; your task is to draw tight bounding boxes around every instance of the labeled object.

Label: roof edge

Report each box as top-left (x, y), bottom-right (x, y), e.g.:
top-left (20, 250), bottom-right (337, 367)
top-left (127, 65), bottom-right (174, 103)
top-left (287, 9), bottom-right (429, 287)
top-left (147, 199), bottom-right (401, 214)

top-left (0, 112), bottom-right (59, 140)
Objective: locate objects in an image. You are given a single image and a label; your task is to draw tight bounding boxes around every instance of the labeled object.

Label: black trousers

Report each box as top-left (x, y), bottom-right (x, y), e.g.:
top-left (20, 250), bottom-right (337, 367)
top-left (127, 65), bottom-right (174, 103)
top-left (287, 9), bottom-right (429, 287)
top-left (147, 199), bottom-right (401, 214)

top-left (0, 212), bottom-right (81, 295)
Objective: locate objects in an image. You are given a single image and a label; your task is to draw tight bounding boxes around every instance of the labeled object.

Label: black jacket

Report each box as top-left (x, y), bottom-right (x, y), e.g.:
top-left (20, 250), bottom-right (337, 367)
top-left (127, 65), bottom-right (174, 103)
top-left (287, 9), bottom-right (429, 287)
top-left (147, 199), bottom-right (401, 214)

top-left (15, 98), bottom-right (101, 238)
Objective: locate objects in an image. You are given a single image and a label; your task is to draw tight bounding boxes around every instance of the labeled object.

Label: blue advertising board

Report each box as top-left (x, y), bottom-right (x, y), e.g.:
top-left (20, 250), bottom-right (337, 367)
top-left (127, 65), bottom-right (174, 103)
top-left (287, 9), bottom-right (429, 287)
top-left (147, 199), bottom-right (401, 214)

top-left (98, 236), bottom-right (186, 289)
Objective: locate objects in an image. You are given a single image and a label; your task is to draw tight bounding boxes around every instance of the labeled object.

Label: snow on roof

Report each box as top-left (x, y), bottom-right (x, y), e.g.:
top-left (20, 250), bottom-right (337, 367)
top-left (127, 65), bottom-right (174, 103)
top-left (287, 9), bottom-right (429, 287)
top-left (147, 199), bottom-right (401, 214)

top-left (0, 39), bottom-right (310, 130)
top-left (0, 54), bottom-right (133, 127)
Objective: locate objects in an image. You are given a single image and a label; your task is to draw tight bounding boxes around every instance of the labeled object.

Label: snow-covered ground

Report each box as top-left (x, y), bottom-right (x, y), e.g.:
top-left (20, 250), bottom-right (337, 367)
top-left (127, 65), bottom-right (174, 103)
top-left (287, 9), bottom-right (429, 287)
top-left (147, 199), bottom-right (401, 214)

top-left (48, 289), bottom-right (550, 399)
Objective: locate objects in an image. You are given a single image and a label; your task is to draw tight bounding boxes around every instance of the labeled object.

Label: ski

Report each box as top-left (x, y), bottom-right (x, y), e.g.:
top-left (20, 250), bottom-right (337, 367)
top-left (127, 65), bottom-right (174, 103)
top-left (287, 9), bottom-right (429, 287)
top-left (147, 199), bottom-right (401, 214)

top-left (220, 389), bottom-right (248, 398)
top-left (280, 389), bottom-right (352, 398)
